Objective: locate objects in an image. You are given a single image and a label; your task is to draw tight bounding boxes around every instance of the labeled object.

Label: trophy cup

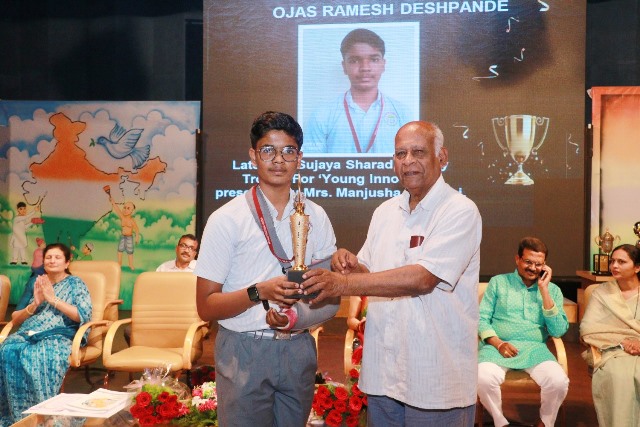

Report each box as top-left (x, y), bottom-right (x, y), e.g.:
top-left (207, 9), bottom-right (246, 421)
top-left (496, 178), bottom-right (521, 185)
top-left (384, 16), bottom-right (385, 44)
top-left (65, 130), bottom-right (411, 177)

top-left (492, 115), bottom-right (550, 185)
top-left (593, 228), bottom-right (621, 275)
top-left (287, 173), bottom-right (316, 298)
top-left (634, 222), bottom-right (640, 249)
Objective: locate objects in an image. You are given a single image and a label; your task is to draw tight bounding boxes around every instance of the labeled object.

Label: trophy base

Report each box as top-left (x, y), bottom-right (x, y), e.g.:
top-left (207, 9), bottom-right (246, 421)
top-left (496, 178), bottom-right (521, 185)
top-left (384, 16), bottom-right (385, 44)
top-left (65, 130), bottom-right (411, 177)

top-left (286, 269), bottom-right (318, 299)
top-left (593, 254), bottom-right (611, 275)
top-left (505, 171), bottom-right (534, 186)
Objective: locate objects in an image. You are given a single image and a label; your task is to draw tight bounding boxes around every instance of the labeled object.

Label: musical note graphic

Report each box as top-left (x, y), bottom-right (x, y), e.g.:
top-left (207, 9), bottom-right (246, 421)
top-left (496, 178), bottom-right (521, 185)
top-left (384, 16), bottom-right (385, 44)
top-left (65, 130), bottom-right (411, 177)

top-left (514, 48), bottom-right (526, 62)
top-left (472, 65), bottom-right (499, 81)
top-left (538, 0), bottom-right (549, 12)
top-left (453, 124), bottom-right (469, 139)
top-left (478, 141), bottom-right (484, 156)
top-left (506, 16), bottom-right (520, 33)
top-left (567, 133), bottom-right (579, 154)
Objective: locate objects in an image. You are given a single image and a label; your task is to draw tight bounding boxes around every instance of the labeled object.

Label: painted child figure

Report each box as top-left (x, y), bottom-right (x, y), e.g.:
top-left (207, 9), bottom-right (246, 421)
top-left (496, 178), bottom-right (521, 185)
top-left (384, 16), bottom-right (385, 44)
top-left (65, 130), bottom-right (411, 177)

top-left (109, 196), bottom-right (141, 271)
top-left (10, 202), bottom-right (41, 265)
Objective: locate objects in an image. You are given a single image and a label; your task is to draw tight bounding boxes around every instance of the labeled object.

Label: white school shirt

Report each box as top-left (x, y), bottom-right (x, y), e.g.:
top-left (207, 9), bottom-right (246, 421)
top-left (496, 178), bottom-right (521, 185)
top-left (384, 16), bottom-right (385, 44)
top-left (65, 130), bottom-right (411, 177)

top-left (357, 176), bottom-right (482, 409)
top-left (304, 90), bottom-right (412, 154)
top-left (194, 189), bottom-right (337, 332)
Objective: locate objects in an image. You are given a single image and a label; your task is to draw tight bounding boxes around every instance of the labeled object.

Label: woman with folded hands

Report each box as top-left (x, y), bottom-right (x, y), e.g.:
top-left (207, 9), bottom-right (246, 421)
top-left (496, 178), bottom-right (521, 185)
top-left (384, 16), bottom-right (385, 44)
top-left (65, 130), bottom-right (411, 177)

top-left (0, 243), bottom-right (92, 425)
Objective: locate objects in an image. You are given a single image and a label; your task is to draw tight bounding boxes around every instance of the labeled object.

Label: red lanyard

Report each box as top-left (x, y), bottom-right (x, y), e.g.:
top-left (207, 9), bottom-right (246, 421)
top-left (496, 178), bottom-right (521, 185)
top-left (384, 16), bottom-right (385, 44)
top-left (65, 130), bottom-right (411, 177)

top-left (343, 91), bottom-right (385, 153)
top-left (251, 185), bottom-right (294, 264)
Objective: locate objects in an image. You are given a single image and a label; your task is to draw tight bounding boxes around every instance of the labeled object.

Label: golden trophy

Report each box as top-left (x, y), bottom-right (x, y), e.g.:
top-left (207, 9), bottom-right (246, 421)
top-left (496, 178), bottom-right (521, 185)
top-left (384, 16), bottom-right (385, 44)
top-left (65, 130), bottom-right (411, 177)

top-left (593, 228), bottom-right (620, 275)
top-left (492, 114), bottom-right (549, 185)
top-left (634, 221), bottom-right (640, 248)
top-left (287, 173), bottom-right (316, 297)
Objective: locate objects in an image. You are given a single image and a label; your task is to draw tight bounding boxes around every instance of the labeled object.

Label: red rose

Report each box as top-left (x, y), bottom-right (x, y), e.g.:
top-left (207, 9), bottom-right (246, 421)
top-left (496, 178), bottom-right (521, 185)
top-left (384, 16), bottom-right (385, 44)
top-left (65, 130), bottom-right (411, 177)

top-left (325, 409), bottom-right (344, 427)
top-left (139, 414), bottom-right (157, 426)
top-left (351, 383), bottom-right (362, 396)
top-left (158, 391), bottom-right (170, 402)
top-left (333, 399), bottom-right (347, 413)
top-left (209, 371), bottom-right (217, 380)
top-left (345, 414), bottom-right (360, 427)
top-left (157, 402), bottom-right (174, 418)
top-left (136, 391), bottom-right (152, 407)
top-left (312, 402), bottom-right (326, 417)
top-left (362, 394), bottom-right (368, 406)
top-left (129, 404), bottom-right (143, 418)
top-left (317, 385), bottom-right (331, 398)
top-left (321, 396), bottom-right (334, 410)
top-left (334, 386), bottom-right (349, 401)
top-left (349, 368), bottom-right (360, 380)
top-left (349, 395), bottom-right (363, 412)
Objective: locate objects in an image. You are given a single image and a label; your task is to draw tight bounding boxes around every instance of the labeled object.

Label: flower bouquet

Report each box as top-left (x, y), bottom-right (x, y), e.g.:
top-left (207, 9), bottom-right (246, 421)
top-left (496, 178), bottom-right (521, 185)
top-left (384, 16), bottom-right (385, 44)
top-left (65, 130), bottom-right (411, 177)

top-left (128, 366), bottom-right (218, 426)
top-left (310, 346), bottom-right (367, 427)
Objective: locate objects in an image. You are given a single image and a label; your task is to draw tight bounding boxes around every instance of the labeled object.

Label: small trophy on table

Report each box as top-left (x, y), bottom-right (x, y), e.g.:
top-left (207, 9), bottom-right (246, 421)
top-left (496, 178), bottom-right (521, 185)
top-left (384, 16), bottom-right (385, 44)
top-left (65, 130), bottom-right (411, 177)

top-left (593, 228), bottom-right (620, 275)
top-left (287, 173), bottom-right (316, 298)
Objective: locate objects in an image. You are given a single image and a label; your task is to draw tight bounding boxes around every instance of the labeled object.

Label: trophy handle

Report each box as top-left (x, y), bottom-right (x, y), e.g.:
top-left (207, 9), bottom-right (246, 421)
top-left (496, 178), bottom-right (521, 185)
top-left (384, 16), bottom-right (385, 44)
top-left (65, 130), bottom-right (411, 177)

top-left (531, 117), bottom-right (549, 155)
top-left (491, 117), bottom-right (509, 154)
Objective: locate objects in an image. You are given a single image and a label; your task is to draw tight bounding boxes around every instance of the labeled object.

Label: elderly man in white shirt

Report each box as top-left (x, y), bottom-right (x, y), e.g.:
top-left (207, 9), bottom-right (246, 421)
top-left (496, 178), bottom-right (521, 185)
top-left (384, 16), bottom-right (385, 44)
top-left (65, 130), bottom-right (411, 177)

top-left (301, 121), bottom-right (482, 427)
top-left (156, 234), bottom-right (198, 272)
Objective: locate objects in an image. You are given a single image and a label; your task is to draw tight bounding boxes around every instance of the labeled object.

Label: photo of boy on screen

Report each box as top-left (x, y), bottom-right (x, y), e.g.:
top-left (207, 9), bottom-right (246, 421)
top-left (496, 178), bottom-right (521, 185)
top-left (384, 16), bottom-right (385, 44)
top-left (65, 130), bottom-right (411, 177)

top-left (301, 24), bottom-right (419, 156)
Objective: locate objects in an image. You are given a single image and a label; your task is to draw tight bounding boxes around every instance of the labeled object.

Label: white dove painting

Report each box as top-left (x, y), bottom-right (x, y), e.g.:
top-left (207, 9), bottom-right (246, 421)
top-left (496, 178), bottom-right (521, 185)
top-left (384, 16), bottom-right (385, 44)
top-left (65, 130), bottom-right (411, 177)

top-left (95, 123), bottom-right (151, 169)
top-left (0, 100), bottom-right (200, 309)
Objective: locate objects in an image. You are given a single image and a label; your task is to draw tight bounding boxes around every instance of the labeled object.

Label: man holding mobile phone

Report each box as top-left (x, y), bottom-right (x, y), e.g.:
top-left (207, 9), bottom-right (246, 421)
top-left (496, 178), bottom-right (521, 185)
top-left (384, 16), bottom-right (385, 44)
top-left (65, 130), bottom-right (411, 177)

top-left (477, 237), bottom-right (569, 427)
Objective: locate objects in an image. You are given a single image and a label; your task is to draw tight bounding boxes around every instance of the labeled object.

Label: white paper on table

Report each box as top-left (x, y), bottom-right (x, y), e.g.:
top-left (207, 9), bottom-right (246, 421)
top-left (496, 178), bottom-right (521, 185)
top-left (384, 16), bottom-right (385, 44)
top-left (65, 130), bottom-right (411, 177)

top-left (24, 389), bottom-right (134, 418)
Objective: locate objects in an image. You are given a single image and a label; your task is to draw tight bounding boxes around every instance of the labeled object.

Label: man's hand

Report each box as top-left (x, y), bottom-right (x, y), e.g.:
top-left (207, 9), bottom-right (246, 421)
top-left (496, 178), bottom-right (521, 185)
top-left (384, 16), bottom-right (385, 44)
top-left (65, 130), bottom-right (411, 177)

top-left (299, 268), bottom-right (348, 304)
top-left (331, 249), bottom-right (360, 274)
top-left (497, 341), bottom-right (519, 358)
top-left (621, 338), bottom-right (640, 355)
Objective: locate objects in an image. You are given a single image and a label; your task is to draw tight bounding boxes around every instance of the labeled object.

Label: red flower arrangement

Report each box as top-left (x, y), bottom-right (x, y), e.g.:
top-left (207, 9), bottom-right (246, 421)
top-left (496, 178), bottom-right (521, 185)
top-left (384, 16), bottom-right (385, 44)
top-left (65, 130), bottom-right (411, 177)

top-left (311, 346), bottom-right (367, 427)
top-left (129, 385), bottom-right (190, 426)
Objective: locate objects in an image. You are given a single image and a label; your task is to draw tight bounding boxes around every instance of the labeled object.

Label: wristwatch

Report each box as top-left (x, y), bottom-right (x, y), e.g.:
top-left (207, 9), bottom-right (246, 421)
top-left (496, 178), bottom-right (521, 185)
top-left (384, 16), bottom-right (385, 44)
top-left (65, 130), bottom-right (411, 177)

top-left (247, 284), bottom-right (270, 311)
top-left (247, 284), bottom-right (261, 302)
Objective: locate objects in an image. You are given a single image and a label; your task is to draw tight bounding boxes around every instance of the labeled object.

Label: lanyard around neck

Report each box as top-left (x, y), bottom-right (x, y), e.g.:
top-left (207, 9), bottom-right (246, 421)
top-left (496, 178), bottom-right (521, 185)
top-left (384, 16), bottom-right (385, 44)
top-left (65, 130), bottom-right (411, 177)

top-left (251, 185), bottom-right (294, 265)
top-left (343, 91), bottom-right (384, 153)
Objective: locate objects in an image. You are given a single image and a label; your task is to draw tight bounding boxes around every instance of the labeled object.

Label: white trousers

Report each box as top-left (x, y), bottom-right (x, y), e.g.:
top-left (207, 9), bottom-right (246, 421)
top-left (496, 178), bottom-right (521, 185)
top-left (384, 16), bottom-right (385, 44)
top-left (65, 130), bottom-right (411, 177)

top-left (477, 361), bottom-right (569, 427)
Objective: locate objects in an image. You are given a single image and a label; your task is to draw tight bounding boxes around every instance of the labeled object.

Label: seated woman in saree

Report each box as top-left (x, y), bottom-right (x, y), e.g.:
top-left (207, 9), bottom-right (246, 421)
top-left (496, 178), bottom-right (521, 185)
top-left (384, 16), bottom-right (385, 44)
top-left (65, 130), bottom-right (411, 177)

top-left (580, 243), bottom-right (640, 427)
top-left (0, 243), bottom-right (92, 425)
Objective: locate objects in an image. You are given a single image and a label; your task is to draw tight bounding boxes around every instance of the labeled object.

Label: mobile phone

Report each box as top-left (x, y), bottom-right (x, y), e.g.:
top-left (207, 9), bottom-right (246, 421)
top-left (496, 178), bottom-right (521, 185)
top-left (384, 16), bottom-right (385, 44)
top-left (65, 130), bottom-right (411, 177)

top-left (539, 270), bottom-right (548, 280)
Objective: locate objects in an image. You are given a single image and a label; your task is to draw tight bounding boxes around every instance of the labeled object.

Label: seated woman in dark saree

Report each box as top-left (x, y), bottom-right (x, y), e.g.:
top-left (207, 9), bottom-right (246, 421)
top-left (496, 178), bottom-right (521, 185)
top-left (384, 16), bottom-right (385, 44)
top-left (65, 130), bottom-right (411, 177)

top-left (0, 243), bottom-right (92, 426)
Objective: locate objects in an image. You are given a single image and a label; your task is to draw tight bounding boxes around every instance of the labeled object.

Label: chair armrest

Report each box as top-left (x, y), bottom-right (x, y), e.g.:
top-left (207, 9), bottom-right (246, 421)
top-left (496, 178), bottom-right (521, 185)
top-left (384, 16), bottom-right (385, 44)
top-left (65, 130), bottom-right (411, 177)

top-left (102, 318), bottom-right (131, 358)
top-left (69, 320), bottom-right (110, 367)
top-left (0, 321), bottom-right (16, 344)
top-left (550, 336), bottom-right (568, 375)
top-left (181, 320), bottom-right (209, 368)
top-left (344, 328), bottom-right (355, 376)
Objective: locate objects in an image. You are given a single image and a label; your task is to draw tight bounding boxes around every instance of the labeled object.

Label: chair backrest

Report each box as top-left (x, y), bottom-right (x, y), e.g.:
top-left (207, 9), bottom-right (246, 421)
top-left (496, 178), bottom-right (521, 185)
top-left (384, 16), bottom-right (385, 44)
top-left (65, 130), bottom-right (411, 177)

top-left (584, 283), bottom-right (598, 307)
top-left (0, 275), bottom-right (11, 322)
top-left (130, 272), bottom-right (201, 348)
top-left (70, 260), bottom-right (121, 322)
top-left (73, 271), bottom-right (107, 354)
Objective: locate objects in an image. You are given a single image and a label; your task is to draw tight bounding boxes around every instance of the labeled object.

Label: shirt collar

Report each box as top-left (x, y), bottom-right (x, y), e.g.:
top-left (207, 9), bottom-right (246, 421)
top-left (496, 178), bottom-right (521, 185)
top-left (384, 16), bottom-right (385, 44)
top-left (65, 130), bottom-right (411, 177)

top-left (399, 175), bottom-right (446, 213)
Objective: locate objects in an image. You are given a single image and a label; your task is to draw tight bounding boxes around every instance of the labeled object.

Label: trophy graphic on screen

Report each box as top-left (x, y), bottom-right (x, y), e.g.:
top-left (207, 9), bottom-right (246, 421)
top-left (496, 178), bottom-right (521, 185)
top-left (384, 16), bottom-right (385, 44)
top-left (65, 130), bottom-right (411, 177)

top-left (287, 173), bottom-right (311, 290)
top-left (492, 115), bottom-right (549, 185)
top-left (593, 228), bottom-right (620, 275)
